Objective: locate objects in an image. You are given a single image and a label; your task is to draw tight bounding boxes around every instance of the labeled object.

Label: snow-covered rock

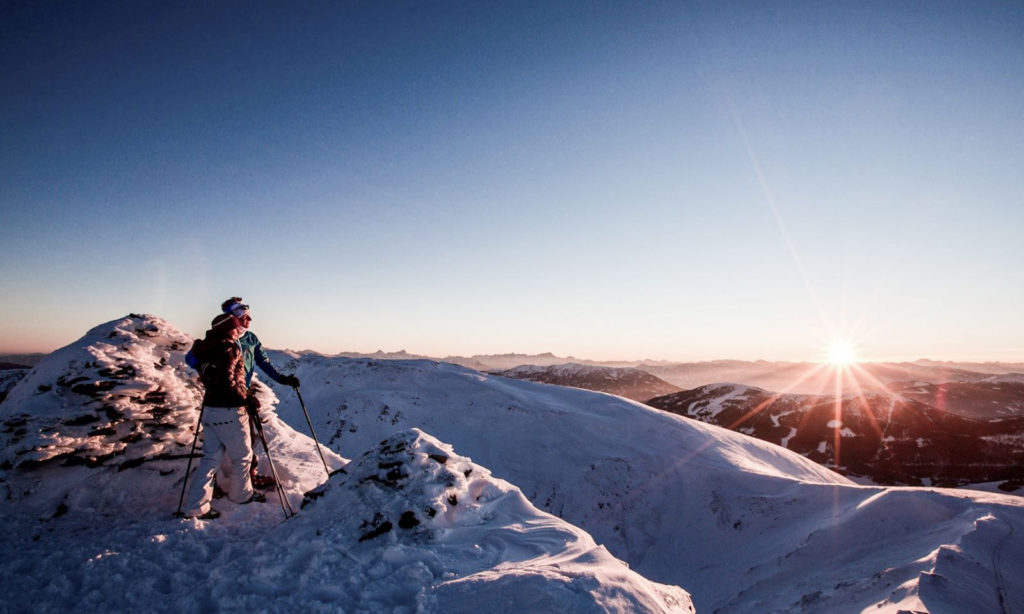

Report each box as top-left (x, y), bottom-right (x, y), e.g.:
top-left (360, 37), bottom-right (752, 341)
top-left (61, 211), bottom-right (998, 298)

top-left (0, 314), bottom-right (346, 518)
top-left (267, 429), bottom-right (693, 612)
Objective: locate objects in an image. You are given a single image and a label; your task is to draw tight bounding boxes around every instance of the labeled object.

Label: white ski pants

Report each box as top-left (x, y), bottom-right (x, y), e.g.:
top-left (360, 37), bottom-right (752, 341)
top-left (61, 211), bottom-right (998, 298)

top-left (184, 406), bottom-right (254, 516)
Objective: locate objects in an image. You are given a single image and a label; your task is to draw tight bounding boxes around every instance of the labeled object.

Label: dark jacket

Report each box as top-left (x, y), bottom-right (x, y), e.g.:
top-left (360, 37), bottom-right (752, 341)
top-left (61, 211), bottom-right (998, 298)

top-left (189, 331), bottom-right (247, 408)
top-left (185, 330), bottom-right (288, 387)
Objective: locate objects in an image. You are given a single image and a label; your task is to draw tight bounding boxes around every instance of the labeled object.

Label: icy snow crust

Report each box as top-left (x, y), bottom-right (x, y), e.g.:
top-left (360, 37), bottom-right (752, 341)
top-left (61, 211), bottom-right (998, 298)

top-left (0, 316), bottom-right (692, 613)
top-left (1, 315), bottom-right (1023, 613)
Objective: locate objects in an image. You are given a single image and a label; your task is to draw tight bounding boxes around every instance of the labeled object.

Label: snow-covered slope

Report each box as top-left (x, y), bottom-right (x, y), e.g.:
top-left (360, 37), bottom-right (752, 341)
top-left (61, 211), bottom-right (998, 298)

top-left (0, 315), bottom-right (693, 613)
top-left (264, 429), bottom-right (690, 612)
top-left (3, 315), bottom-right (1023, 613)
top-left (266, 351), bottom-right (1024, 613)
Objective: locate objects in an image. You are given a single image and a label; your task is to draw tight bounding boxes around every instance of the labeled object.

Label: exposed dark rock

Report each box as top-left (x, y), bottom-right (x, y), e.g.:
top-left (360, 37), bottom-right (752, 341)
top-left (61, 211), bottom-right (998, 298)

top-left (358, 513), bottom-right (393, 542)
top-left (63, 414), bottom-right (101, 427)
top-left (398, 511), bottom-right (419, 529)
top-left (70, 380), bottom-right (117, 397)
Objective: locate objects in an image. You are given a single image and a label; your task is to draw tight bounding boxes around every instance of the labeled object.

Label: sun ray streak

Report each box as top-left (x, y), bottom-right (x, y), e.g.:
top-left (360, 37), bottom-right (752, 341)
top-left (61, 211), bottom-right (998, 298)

top-left (833, 364), bottom-right (844, 470)
top-left (848, 363), bottom-right (889, 441)
top-left (727, 99), bottom-right (831, 335)
top-left (726, 362), bottom-right (831, 431)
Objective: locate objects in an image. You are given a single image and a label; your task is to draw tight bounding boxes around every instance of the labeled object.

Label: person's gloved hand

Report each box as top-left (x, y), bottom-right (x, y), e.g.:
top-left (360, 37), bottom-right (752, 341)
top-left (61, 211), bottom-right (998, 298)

top-left (245, 391), bottom-right (263, 421)
top-left (245, 393), bottom-right (260, 411)
top-left (281, 374), bottom-right (300, 388)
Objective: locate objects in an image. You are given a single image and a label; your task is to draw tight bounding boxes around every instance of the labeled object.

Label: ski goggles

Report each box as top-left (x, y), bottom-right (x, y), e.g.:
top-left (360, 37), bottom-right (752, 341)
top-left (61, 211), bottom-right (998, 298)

top-left (228, 303), bottom-right (251, 318)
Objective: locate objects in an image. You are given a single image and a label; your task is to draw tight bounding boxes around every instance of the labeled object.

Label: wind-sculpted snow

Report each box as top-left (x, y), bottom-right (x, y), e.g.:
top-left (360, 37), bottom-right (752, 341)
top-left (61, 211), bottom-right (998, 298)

top-left (242, 429), bottom-right (692, 612)
top-left (0, 314), bottom-right (345, 518)
top-left (1, 314), bottom-right (200, 470)
top-left (264, 352), bottom-right (1024, 613)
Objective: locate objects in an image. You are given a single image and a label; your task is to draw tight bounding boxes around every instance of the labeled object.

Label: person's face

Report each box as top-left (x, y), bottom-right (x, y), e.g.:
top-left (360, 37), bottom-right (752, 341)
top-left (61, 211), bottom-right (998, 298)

top-left (230, 304), bottom-right (252, 329)
top-left (228, 324), bottom-right (244, 341)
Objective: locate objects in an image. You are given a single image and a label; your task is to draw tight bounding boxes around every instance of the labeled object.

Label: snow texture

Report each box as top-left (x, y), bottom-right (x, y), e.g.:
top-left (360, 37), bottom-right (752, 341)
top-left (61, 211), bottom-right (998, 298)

top-left (0, 316), bottom-right (692, 613)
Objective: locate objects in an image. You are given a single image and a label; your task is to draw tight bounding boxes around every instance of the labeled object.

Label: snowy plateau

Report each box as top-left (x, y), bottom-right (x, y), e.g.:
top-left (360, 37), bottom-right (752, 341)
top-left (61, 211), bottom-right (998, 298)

top-left (0, 315), bottom-right (1021, 614)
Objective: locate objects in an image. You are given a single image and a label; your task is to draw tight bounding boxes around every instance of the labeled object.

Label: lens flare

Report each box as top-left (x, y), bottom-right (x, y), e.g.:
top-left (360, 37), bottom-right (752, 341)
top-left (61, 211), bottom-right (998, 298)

top-left (826, 340), bottom-right (859, 366)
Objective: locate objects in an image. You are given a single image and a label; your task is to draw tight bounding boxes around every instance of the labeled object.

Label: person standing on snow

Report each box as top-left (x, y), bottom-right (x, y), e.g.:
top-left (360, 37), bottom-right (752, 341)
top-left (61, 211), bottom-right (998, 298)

top-left (183, 314), bottom-right (265, 520)
top-left (189, 297), bottom-right (300, 490)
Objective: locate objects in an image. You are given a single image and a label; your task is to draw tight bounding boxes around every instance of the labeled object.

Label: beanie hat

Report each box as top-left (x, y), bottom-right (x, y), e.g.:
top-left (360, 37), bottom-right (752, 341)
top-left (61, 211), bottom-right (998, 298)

top-left (211, 313), bottom-right (240, 331)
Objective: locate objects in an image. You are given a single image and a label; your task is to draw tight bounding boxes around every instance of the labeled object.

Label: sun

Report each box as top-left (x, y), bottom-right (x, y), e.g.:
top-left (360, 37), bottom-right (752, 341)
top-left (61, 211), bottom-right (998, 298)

top-left (826, 339), bottom-right (859, 366)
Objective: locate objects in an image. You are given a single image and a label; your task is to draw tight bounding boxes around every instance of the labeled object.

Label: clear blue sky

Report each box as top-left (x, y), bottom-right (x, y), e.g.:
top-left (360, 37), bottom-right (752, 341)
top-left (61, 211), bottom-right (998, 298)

top-left (2, 1), bottom-right (1022, 362)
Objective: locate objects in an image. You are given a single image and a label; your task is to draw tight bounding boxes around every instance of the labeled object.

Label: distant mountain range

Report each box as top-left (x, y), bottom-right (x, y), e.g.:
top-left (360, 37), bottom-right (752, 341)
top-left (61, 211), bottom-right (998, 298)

top-left (491, 359), bottom-right (1024, 490)
top-left (315, 351), bottom-right (1024, 395)
top-left (6, 345), bottom-right (1023, 489)
top-left (0, 354), bottom-right (46, 368)
top-left (646, 383), bottom-right (1024, 488)
top-left (492, 363), bottom-right (681, 401)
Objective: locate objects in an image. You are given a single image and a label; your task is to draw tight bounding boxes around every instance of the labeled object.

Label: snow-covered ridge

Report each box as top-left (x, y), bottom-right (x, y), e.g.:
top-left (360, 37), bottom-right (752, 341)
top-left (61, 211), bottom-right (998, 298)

top-left (3, 315), bottom-right (1024, 613)
top-left (493, 362), bottom-right (682, 401)
top-left (0, 314), bottom-right (693, 613)
top-left (270, 352), bottom-right (1024, 612)
top-left (502, 362), bottom-right (644, 379)
top-left (279, 429), bottom-right (693, 612)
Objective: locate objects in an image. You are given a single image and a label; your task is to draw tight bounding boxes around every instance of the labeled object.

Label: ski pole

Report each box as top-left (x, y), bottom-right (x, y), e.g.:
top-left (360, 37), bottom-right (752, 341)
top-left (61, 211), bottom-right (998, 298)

top-left (174, 405), bottom-right (206, 517)
top-left (249, 406), bottom-right (295, 520)
top-left (294, 386), bottom-right (333, 478)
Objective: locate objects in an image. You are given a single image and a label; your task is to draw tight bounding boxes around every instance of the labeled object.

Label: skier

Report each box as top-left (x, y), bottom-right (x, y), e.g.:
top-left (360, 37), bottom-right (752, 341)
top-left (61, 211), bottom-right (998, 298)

top-left (186, 297), bottom-right (300, 491)
top-left (218, 297), bottom-right (300, 489)
top-left (182, 314), bottom-right (265, 519)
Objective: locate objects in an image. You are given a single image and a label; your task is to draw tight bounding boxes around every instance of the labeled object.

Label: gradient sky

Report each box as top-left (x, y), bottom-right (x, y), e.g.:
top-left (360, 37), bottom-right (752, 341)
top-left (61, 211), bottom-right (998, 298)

top-left (2, 1), bottom-right (1023, 362)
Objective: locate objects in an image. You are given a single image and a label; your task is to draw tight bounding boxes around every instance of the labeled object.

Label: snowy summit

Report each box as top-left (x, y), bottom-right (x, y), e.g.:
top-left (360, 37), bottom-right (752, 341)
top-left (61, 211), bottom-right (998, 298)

top-left (1, 314), bottom-right (1023, 613)
top-left (0, 315), bottom-right (690, 612)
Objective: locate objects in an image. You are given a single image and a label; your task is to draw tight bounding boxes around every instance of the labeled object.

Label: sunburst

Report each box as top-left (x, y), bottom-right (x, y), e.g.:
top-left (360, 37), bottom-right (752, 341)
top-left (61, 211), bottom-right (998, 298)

top-left (826, 339), bottom-right (859, 366)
